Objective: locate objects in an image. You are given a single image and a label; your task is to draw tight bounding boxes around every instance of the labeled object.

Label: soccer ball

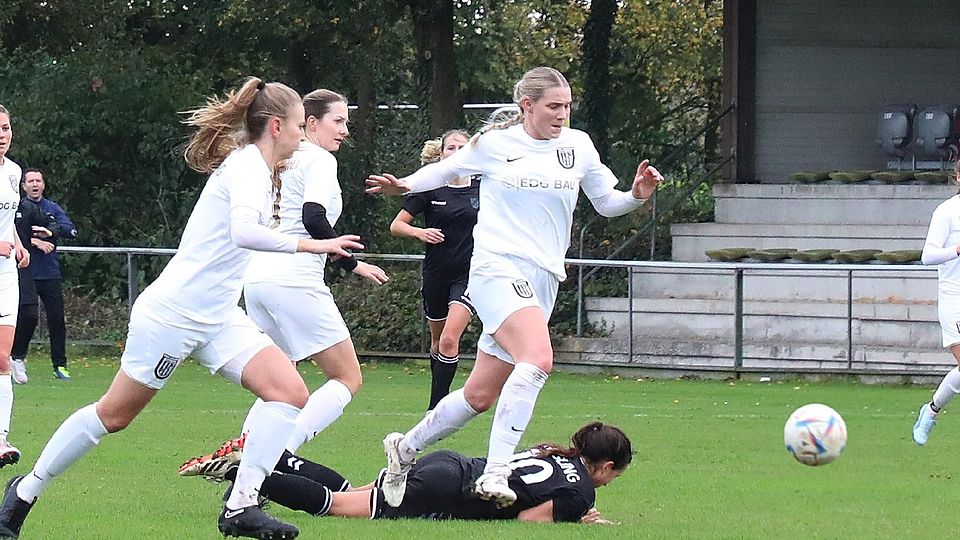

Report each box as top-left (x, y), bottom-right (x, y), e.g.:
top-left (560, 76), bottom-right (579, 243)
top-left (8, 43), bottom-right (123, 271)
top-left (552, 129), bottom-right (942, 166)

top-left (784, 403), bottom-right (847, 466)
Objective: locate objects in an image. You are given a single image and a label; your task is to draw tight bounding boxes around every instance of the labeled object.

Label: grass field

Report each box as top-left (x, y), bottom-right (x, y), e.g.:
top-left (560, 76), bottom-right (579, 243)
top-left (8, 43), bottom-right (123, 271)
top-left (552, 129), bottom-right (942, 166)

top-left (3, 349), bottom-right (953, 539)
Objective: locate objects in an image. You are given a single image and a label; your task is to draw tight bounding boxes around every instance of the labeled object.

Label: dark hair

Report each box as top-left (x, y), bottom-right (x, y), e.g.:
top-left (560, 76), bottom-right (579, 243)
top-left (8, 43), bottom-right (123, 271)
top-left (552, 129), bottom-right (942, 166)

top-left (534, 421), bottom-right (633, 471)
top-left (183, 77), bottom-right (301, 173)
top-left (303, 89), bottom-right (347, 122)
top-left (954, 159), bottom-right (959, 194)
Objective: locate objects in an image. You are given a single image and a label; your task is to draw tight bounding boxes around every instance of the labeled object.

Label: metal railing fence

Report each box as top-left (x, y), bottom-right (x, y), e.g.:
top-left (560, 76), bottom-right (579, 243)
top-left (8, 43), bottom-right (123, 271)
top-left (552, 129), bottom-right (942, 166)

top-left (52, 247), bottom-right (939, 377)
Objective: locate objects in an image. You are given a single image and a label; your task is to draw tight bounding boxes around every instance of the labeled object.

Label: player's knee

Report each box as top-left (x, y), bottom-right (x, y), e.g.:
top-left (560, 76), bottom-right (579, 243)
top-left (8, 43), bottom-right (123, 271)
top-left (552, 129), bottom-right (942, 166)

top-left (337, 372), bottom-right (362, 396)
top-left (273, 379), bottom-right (310, 409)
top-left (463, 385), bottom-right (496, 412)
top-left (515, 348), bottom-right (553, 374)
top-left (437, 334), bottom-right (460, 357)
top-left (98, 409), bottom-right (135, 433)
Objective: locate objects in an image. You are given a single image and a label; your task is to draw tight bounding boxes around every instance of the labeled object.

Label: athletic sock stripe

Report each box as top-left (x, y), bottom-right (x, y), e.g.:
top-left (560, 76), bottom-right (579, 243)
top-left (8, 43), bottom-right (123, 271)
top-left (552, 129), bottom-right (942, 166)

top-left (436, 354), bottom-right (459, 364)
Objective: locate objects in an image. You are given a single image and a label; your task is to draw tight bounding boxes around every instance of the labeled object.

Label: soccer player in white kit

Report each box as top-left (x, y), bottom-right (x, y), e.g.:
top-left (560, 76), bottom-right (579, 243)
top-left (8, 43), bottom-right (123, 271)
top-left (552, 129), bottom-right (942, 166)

top-left (240, 89), bottom-right (388, 455)
top-left (0, 79), bottom-right (362, 540)
top-left (0, 105), bottom-right (30, 470)
top-left (367, 66), bottom-right (662, 507)
top-left (913, 159), bottom-right (960, 445)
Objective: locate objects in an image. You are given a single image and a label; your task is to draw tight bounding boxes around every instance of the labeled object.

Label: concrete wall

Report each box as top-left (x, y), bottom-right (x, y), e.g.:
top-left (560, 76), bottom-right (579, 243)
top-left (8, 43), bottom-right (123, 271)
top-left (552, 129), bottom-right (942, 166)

top-left (755, 0), bottom-right (960, 183)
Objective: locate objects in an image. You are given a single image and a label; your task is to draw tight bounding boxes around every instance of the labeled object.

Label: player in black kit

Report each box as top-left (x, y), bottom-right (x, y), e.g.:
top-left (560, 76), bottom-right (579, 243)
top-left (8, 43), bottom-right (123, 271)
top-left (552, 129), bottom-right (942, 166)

top-left (184, 421), bottom-right (631, 524)
top-left (390, 130), bottom-right (479, 409)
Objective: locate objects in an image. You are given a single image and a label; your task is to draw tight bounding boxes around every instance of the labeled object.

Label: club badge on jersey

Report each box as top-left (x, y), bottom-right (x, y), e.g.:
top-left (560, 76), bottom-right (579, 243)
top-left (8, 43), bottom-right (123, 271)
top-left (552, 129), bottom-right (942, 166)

top-left (556, 148), bottom-right (575, 169)
top-left (512, 279), bottom-right (534, 299)
top-left (7, 174), bottom-right (17, 194)
top-left (154, 353), bottom-right (182, 380)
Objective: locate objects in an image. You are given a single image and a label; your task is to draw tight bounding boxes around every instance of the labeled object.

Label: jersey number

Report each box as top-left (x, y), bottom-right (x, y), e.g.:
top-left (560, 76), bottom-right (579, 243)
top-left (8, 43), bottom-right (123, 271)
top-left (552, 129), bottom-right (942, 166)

top-left (508, 457), bottom-right (554, 485)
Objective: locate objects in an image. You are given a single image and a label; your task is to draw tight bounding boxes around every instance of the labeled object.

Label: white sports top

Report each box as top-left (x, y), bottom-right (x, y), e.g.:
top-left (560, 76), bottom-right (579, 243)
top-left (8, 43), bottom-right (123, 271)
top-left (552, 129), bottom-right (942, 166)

top-left (0, 157), bottom-right (22, 278)
top-left (144, 144), bottom-right (295, 322)
top-left (404, 124), bottom-right (641, 279)
top-left (245, 140), bottom-right (343, 286)
top-left (922, 194), bottom-right (960, 296)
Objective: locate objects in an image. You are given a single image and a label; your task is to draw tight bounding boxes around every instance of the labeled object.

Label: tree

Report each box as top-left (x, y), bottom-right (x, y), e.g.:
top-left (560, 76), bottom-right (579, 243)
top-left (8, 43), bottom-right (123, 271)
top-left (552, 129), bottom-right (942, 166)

top-left (579, 0), bottom-right (618, 161)
top-left (407, 0), bottom-right (462, 135)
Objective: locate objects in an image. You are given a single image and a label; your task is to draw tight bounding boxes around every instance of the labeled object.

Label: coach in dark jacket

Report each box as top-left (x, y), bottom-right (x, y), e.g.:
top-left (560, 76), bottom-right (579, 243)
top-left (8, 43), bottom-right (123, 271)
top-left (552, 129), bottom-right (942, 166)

top-left (12, 168), bottom-right (77, 381)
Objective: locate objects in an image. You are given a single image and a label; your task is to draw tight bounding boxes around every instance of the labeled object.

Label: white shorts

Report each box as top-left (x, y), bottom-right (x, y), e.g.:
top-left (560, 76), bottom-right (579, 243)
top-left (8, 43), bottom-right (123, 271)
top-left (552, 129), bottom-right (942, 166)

top-left (939, 297), bottom-right (960, 347)
top-left (243, 282), bottom-right (350, 362)
top-left (120, 293), bottom-right (273, 390)
top-left (467, 251), bottom-right (559, 365)
top-left (0, 272), bottom-right (18, 328)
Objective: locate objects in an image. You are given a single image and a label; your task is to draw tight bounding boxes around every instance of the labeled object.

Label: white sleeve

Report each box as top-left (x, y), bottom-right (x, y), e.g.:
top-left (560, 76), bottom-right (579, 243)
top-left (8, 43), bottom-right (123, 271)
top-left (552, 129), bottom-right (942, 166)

top-left (577, 132), bottom-right (620, 200)
top-left (922, 204), bottom-right (958, 265)
top-left (589, 189), bottom-right (645, 217)
top-left (229, 207), bottom-right (298, 253)
top-left (403, 139), bottom-right (485, 193)
top-left (302, 153), bottom-right (339, 206)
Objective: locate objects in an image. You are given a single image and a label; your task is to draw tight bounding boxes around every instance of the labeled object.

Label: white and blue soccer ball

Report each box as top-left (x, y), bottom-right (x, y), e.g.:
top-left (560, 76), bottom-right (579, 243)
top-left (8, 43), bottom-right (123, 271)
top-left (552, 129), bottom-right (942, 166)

top-left (784, 403), bottom-right (847, 466)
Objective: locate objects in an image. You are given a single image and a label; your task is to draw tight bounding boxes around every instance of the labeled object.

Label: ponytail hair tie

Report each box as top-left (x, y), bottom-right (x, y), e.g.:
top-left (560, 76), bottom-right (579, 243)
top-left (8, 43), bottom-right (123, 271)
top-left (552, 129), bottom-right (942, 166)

top-left (256, 81), bottom-right (265, 90)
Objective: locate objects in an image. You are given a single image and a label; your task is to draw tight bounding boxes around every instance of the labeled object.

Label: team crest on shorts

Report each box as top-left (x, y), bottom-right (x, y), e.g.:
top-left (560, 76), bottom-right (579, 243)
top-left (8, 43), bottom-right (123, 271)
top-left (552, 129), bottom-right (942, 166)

top-left (512, 279), bottom-right (534, 299)
top-left (556, 147), bottom-right (575, 169)
top-left (154, 353), bottom-right (181, 380)
top-left (470, 196), bottom-right (479, 209)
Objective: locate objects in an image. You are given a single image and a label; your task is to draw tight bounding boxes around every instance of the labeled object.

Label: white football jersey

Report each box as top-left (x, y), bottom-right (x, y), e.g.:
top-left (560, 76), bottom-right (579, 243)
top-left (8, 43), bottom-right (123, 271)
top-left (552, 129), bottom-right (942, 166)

top-left (144, 144), bottom-right (275, 322)
top-left (245, 140), bottom-right (343, 286)
top-left (409, 124), bottom-right (621, 279)
top-left (923, 195), bottom-right (960, 295)
top-left (0, 157), bottom-right (22, 278)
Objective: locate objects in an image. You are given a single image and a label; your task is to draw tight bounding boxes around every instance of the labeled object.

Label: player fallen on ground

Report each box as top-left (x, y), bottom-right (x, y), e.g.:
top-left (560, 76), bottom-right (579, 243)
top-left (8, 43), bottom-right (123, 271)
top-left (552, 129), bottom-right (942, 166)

top-left (180, 421), bottom-right (631, 524)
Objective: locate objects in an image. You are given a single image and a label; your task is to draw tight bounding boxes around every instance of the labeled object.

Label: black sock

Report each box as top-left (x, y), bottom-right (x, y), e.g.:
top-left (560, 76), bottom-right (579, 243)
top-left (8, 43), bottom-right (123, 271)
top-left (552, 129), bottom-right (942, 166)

top-left (428, 354), bottom-right (459, 410)
top-left (273, 450), bottom-right (352, 491)
top-left (261, 472), bottom-right (333, 515)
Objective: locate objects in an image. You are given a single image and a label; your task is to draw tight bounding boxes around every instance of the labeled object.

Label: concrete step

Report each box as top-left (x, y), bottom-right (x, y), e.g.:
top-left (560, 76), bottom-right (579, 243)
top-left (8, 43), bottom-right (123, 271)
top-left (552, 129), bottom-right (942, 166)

top-left (624, 265), bottom-right (936, 303)
top-left (711, 183), bottom-right (953, 226)
top-left (554, 336), bottom-right (952, 381)
top-left (670, 223), bottom-right (927, 262)
top-left (584, 296), bottom-right (941, 348)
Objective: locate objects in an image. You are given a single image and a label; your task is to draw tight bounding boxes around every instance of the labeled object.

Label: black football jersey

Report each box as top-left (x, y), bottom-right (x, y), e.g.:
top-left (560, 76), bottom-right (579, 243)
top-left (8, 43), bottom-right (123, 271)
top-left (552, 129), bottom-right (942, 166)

top-left (401, 177), bottom-right (480, 281)
top-left (451, 449), bottom-right (596, 522)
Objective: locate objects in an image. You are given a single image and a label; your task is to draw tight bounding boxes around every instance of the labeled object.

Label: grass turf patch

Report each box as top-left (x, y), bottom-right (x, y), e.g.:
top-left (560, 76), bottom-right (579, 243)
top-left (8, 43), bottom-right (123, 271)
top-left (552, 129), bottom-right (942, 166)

top-left (4, 349), bottom-right (953, 538)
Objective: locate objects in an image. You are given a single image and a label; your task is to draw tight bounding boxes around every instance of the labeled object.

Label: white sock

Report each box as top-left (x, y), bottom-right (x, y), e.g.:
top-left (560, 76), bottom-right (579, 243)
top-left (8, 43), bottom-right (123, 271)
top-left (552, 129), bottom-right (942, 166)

top-left (286, 380), bottom-right (352, 453)
top-left (0, 375), bottom-right (12, 438)
top-left (401, 388), bottom-right (478, 460)
top-left (17, 404), bottom-right (107, 502)
top-left (932, 367), bottom-right (960, 411)
top-left (484, 363), bottom-right (548, 472)
top-left (227, 401), bottom-right (299, 509)
top-left (240, 398), bottom-right (266, 438)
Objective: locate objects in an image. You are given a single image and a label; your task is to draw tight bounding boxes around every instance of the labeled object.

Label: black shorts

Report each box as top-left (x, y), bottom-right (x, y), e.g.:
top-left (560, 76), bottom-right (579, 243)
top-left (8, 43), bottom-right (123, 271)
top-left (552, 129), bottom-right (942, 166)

top-left (421, 275), bottom-right (475, 321)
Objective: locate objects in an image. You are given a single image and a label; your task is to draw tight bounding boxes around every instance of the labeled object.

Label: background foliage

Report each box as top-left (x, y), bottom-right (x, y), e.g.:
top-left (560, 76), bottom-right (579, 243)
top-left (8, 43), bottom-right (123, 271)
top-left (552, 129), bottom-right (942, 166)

top-left (0, 1), bottom-right (723, 348)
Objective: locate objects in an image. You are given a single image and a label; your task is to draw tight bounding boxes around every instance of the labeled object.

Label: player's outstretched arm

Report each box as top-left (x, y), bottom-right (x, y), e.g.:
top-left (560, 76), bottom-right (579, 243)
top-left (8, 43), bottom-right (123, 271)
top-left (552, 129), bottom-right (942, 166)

top-left (366, 173), bottom-right (410, 196)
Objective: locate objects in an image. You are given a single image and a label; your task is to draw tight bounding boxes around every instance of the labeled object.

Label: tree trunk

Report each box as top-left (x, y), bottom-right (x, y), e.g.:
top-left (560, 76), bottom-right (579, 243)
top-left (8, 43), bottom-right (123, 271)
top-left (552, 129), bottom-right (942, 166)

top-left (407, 0), bottom-right (462, 135)
top-left (580, 0), bottom-right (618, 161)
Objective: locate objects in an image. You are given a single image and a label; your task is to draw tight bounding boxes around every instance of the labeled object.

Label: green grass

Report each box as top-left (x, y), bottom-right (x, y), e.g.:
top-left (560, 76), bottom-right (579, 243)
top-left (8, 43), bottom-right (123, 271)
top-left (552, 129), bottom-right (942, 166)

top-left (5, 349), bottom-right (952, 539)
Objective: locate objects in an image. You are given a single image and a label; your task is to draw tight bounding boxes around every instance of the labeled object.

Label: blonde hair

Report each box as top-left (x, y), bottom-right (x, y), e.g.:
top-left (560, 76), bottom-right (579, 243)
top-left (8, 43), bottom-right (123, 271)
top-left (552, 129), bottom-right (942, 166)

top-left (0, 104), bottom-right (9, 118)
top-left (478, 66), bottom-right (569, 137)
top-left (420, 129), bottom-right (469, 164)
top-left (183, 77), bottom-right (301, 173)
